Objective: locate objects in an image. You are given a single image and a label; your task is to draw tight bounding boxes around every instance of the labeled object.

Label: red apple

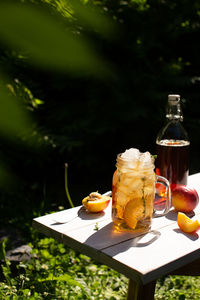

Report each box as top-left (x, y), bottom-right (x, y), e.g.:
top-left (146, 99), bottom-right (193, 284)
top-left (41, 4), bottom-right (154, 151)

top-left (172, 185), bottom-right (199, 213)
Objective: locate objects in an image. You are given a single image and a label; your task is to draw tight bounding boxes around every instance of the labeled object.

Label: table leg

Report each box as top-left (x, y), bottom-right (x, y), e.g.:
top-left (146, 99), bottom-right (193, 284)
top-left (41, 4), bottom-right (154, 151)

top-left (127, 279), bottom-right (156, 300)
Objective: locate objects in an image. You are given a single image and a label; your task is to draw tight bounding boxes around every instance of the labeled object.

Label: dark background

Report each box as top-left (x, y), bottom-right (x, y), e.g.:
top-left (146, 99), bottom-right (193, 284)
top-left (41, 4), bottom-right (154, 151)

top-left (0, 0), bottom-right (200, 229)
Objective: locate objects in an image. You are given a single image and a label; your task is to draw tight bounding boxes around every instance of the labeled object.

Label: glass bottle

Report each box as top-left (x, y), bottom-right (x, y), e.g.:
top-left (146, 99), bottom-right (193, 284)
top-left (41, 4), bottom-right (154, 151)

top-left (156, 94), bottom-right (190, 191)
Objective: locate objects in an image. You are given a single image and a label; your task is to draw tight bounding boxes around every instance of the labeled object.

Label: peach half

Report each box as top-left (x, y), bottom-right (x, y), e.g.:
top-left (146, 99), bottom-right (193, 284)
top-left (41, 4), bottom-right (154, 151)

top-left (82, 192), bottom-right (110, 213)
top-left (177, 212), bottom-right (200, 234)
top-left (123, 198), bottom-right (144, 229)
top-left (172, 185), bottom-right (199, 213)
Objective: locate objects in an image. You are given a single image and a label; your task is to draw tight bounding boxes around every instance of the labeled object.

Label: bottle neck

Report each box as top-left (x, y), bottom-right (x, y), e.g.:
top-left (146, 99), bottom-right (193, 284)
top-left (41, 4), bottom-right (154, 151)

top-left (156, 95), bottom-right (189, 143)
top-left (166, 101), bottom-right (183, 121)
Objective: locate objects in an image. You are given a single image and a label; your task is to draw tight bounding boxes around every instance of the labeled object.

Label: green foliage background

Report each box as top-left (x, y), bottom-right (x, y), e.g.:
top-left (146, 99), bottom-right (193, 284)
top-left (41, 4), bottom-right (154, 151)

top-left (1, 0), bottom-right (200, 214)
top-left (0, 0), bottom-right (200, 298)
top-left (0, 0), bottom-right (199, 224)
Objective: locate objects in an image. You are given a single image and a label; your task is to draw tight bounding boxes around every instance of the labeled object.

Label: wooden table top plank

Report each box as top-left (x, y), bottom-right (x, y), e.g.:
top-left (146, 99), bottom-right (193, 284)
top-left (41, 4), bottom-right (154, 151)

top-left (102, 220), bottom-right (200, 283)
top-left (32, 172), bottom-right (200, 285)
top-left (33, 173), bottom-right (200, 238)
top-left (188, 173), bottom-right (200, 190)
top-left (32, 204), bottom-right (200, 284)
top-left (33, 203), bottom-right (112, 230)
top-left (32, 203), bottom-right (200, 251)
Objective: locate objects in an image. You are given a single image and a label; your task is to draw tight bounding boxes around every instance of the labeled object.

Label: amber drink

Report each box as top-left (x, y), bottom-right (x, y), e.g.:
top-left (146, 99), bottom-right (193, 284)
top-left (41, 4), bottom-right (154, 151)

top-left (112, 148), bottom-right (171, 233)
top-left (156, 139), bottom-right (190, 190)
top-left (156, 94), bottom-right (190, 191)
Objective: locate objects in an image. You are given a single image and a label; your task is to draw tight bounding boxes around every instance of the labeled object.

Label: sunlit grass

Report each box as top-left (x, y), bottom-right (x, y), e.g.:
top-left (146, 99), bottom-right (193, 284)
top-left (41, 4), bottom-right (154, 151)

top-left (1, 235), bottom-right (200, 299)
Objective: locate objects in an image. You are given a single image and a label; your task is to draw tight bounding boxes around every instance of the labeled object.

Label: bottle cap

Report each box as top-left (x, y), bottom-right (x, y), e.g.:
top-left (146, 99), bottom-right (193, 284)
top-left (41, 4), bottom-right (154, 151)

top-left (168, 94), bottom-right (180, 105)
top-left (166, 94), bottom-right (183, 121)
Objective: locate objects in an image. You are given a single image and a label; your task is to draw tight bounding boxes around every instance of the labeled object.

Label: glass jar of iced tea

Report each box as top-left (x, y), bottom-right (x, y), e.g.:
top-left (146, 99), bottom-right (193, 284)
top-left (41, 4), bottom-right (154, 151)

top-left (112, 148), bottom-right (171, 233)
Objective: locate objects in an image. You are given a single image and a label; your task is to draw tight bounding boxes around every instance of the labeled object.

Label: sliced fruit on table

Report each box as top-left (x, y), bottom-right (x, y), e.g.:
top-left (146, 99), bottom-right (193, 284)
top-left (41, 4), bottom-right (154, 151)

top-left (177, 212), bottom-right (200, 234)
top-left (82, 192), bottom-right (110, 213)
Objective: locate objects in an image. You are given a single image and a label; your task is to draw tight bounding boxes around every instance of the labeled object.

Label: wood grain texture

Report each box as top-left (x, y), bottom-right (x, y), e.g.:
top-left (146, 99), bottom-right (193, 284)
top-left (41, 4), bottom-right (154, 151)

top-left (33, 173), bottom-right (200, 285)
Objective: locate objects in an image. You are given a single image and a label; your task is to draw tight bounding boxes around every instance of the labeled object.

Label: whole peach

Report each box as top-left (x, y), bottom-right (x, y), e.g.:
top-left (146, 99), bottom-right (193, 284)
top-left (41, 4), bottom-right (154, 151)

top-left (172, 185), bottom-right (199, 213)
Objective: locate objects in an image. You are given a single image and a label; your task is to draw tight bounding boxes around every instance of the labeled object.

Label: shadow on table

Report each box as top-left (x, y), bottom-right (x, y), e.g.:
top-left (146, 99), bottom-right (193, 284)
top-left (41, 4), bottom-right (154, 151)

top-left (165, 209), bottom-right (195, 221)
top-left (77, 207), bottom-right (106, 220)
top-left (173, 228), bottom-right (199, 241)
top-left (84, 221), bottom-right (161, 253)
top-left (51, 206), bottom-right (106, 225)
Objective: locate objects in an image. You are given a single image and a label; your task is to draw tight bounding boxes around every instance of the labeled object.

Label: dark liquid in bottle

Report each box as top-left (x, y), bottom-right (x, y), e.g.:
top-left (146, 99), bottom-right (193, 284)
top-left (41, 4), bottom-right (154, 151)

top-left (156, 139), bottom-right (190, 191)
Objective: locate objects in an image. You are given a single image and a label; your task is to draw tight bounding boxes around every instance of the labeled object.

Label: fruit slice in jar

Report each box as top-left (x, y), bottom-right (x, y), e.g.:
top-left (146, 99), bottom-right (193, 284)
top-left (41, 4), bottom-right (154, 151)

top-left (115, 204), bottom-right (124, 219)
top-left (177, 212), bottom-right (200, 234)
top-left (123, 198), bottom-right (144, 229)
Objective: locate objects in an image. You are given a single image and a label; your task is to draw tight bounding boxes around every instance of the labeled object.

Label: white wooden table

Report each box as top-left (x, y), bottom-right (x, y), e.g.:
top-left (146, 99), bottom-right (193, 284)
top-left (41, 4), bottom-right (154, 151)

top-left (33, 173), bottom-right (200, 300)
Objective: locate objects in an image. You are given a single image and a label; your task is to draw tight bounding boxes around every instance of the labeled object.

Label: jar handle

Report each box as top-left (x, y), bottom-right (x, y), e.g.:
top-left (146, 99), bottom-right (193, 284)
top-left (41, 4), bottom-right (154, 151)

top-left (154, 175), bottom-right (171, 217)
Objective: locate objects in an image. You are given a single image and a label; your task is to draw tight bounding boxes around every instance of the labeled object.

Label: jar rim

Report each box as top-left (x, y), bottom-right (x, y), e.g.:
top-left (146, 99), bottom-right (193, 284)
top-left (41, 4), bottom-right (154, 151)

top-left (116, 153), bottom-right (155, 170)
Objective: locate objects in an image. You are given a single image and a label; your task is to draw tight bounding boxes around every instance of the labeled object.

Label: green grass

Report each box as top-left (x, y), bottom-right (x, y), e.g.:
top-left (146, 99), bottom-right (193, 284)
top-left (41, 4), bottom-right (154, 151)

top-left (155, 276), bottom-right (200, 300)
top-left (1, 234), bottom-right (200, 300)
top-left (0, 236), bottom-right (128, 299)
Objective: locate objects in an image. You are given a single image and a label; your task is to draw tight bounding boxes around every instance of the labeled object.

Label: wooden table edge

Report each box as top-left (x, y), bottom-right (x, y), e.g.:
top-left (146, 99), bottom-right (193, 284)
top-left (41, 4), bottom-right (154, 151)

top-left (32, 218), bottom-right (143, 283)
top-left (32, 215), bottom-right (200, 285)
